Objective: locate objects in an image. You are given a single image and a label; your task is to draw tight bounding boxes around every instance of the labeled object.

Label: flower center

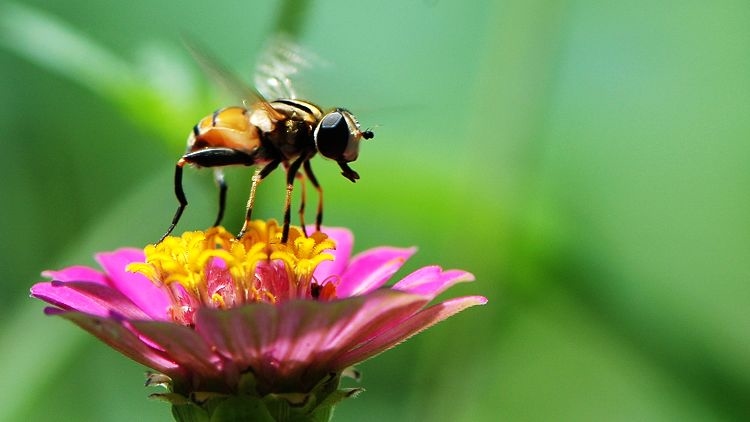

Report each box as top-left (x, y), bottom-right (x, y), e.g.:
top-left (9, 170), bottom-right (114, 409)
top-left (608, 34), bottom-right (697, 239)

top-left (127, 220), bottom-right (337, 325)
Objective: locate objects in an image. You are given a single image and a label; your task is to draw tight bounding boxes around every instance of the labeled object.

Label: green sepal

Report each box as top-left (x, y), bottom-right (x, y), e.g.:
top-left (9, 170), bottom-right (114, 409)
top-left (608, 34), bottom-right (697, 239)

top-left (209, 396), bottom-right (275, 422)
top-left (171, 401), bottom-right (210, 422)
top-left (237, 370), bottom-right (259, 395)
top-left (307, 387), bottom-right (364, 422)
top-left (150, 392), bottom-right (192, 405)
top-left (340, 367), bottom-right (361, 382)
top-left (148, 370), bottom-right (362, 422)
top-left (145, 371), bottom-right (173, 388)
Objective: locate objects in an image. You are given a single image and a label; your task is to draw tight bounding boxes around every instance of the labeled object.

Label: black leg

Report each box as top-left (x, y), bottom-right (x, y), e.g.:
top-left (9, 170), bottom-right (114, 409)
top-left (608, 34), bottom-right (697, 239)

top-left (160, 148), bottom-right (256, 242)
top-left (159, 160), bottom-right (188, 243)
top-left (304, 160), bottom-right (324, 232)
top-left (212, 169), bottom-right (227, 227)
top-left (237, 159), bottom-right (281, 239)
top-left (296, 171), bottom-right (309, 237)
top-left (280, 162), bottom-right (309, 235)
top-left (183, 147), bottom-right (255, 167)
top-left (338, 161), bottom-right (360, 183)
top-left (281, 155), bottom-right (308, 243)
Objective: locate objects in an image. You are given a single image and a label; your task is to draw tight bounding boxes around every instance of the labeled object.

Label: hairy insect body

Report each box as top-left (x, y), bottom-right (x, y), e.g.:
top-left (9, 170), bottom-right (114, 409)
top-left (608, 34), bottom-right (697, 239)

top-left (162, 98), bottom-right (374, 244)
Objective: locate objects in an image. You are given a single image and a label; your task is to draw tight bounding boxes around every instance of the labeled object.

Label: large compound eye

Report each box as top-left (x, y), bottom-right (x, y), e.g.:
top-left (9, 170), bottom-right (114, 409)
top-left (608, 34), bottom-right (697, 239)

top-left (315, 111), bottom-right (350, 160)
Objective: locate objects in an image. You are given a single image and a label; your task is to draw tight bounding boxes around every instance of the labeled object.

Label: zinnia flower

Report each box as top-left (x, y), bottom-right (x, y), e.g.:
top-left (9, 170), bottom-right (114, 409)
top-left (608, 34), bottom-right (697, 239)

top-left (31, 220), bottom-right (486, 421)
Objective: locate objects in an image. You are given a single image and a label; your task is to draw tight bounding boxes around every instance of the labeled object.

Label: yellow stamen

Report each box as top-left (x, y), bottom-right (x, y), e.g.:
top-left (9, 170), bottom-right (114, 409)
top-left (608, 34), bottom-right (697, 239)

top-left (211, 293), bottom-right (226, 309)
top-left (127, 220), bottom-right (337, 310)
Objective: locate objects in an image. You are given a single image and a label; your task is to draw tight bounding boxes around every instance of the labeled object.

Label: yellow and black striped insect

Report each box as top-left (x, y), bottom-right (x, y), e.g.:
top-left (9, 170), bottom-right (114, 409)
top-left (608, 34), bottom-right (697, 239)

top-left (160, 39), bottom-right (374, 244)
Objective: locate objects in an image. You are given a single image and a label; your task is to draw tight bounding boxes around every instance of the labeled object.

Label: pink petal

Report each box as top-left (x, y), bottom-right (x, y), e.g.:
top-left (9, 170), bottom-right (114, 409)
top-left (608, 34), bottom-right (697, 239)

top-left (194, 303), bottom-right (277, 372)
top-left (336, 247), bottom-right (417, 298)
top-left (275, 292), bottom-right (426, 369)
top-left (313, 227), bottom-right (353, 282)
top-left (337, 295), bottom-right (488, 368)
top-left (32, 282), bottom-right (110, 317)
top-left (130, 320), bottom-right (227, 381)
top-left (32, 280), bottom-right (151, 319)
top-left (96, 249), bottom-right (170, 319)
top-left (49, 309), bottom-right (180, 376)
top-left (195, 290), bottom-right (429, 391)
top-left (42, 266), bottom-right (107, 285)
top-left (311, 291), bottom-right (432, 370)
top-left (392, 266), bottom-right (476, 299)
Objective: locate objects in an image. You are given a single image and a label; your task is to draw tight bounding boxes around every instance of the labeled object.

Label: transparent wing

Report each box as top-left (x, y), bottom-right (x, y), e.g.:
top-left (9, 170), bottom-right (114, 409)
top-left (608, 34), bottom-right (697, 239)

top-left (182, 36), bottom-right (284, 120)
top-left (253, 33), bottom-right (321, 100)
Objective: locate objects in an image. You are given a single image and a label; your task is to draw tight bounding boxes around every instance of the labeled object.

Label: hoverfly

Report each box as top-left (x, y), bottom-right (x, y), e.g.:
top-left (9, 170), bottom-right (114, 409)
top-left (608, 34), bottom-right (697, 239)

top-left (160, 37), bottom-right (374, 244)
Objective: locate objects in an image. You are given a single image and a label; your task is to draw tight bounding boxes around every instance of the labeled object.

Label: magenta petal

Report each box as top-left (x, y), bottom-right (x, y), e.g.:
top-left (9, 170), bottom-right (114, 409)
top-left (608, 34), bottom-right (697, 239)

top-left (130, 320), bottom-right (226, 381)
top-left (194, 303), bottom-right (277, 371)
top-left (195, 290), bottom-right (429, 391)
top-left (314, 290), bottom-right (433, 369)
top-left (313, 227), bottom-right (353, 282)
top-left (32, 282), bottom-right (110, 317)
top-left (273, 291), bottom-right (427, 368)
top-left (52, 310), bottom-right (180, 375)
top-left (336, 247), bottom-right (417, 298)
top-left (32, 280), bottom-right (152, 319)
top-left (96, 249), bottom-right (170, 319)
top-left (42, 266), bottom-right (107, 285)
top-left (392, 266), bottom-right (476, 299)
top-left (337, 295), bottom-right (488, 368)
top-left (196, 301), bottom-right (334, 392)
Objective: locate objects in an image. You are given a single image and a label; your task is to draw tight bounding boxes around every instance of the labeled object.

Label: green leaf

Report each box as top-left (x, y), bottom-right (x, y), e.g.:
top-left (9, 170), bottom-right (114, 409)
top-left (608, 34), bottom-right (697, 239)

top-left (0, 2), bottom-right (203, 144)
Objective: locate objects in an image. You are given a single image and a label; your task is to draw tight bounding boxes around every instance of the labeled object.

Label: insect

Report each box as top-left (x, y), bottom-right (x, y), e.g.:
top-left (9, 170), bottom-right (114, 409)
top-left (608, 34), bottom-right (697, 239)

top-left (159, 39), bottom-right (374, 244)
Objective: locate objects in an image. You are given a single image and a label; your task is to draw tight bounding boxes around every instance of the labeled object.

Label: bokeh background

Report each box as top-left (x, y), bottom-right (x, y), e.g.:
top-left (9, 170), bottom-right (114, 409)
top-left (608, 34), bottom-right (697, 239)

top-left (1, 0), bottom-right (748, 420)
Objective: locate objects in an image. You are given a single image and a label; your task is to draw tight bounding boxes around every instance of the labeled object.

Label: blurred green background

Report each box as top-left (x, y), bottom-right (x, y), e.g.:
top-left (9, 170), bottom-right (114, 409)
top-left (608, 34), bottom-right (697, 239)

top-left (1, 0), bottom-right (748, 420)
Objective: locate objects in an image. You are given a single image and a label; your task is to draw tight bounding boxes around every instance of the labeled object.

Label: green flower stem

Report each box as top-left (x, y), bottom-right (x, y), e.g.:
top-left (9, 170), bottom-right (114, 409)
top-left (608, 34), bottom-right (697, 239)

top-left (271, 0), bottom-right (312, 39)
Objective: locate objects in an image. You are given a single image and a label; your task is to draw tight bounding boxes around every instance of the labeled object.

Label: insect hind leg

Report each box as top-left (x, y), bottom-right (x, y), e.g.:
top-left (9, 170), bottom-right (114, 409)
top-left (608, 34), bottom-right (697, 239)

top-left (161, 148), bottom-right (254, 243)
top-left (159, 160), bottom-right (188, 243)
